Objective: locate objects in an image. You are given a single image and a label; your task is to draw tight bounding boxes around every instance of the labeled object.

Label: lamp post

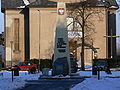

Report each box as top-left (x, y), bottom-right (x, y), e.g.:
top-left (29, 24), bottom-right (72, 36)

top-left (10, 41), bottom-right (13, 67)
top-left (37, 10), bottom-right (41, 71)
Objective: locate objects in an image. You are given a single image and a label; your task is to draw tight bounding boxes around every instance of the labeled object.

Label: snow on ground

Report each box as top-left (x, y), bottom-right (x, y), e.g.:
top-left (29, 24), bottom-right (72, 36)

top-left (0, 71), bottom-right (42, 90)
top-left (71, 71), bottom-right (120, 90)
top-left (1, 70), bottom-right (120, 90)
top-left (71, 77), bottom-right (120, 90)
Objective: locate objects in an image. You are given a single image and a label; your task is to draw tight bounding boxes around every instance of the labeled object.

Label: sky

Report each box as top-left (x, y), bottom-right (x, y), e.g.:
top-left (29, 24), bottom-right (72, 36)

top-left (0, 0), bottom-right (4, 33)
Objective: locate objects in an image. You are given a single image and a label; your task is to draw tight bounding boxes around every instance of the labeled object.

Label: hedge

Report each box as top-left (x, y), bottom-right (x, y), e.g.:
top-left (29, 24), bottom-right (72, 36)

top-left (25, 59), bottom-right (52, 69)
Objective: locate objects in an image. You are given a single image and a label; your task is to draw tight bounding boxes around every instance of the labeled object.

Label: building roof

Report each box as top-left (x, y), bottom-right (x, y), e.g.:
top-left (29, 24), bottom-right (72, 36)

top-left (1, 0), bottom-right (118, 10)
top-left (28, 0), bottom-right (56, 7)
top-left (1, 0), bottom-right (25, 9)
top-left (1, 0), bottom-right (56, 9)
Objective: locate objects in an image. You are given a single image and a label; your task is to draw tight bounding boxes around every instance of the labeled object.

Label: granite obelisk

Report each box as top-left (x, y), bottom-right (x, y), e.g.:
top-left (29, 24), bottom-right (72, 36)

top-left (52, 2), bottom-right (71, 76)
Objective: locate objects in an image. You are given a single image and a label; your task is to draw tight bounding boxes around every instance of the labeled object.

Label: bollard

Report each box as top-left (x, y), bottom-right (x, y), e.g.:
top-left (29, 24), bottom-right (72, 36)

top-left (12, 69), bottom-right (14, 82)
top-left (92, 66), bottom-right (97, 75)
top-left (42, 68), bottom-right (50, 76)
top-left (13, 68), bottom-right (19, 76)
top-left (98, 70), bottom-right (100, 80)
top-left (97, 68), bottom-right (101, 80)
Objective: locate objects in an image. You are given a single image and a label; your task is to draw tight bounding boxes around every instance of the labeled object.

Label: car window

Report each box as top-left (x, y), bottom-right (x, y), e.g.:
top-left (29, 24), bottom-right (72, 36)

top-left (17, 62), bottom-right (23, 65)
top-left (21, 63), bottom-right (26, 66)
top-left (17, 62), bottom-right (26, 66)
top-left (25, 62), bottom-right (33, 65)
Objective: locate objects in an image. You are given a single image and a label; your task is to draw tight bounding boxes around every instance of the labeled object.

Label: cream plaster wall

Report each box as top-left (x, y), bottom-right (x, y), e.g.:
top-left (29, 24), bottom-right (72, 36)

top-left (85, 8), bottom-right (107, 65)
top-left (5, 9), bottom-right (25, 66)
top-left (94, 8), bottom-right (107, 58)
top-left (76, 8), bottom-right (108, 65)
top-left (4, 6), bottom-right (115, 66)
top-left (29, 8), bottom-right (57, 59)
top-left (29, 7), bottom-right (108, 65)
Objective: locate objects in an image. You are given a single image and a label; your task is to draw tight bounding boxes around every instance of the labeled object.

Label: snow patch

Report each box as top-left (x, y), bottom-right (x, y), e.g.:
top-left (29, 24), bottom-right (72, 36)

top-left (0, 71), bottom-right (42, 90)
top-left (1, 70), bottom-right (120, 90)
top-left (23, 0), bottom-right (30, 6)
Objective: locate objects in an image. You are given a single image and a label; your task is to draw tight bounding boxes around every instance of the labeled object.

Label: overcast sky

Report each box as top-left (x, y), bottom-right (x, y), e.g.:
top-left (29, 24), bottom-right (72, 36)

top-left (0, 0), bottom-right (4, 33)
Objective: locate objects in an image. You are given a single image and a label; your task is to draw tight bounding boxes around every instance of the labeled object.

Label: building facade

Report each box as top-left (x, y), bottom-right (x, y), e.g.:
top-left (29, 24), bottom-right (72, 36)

top-left (1, 0), bottom-right (118, 66)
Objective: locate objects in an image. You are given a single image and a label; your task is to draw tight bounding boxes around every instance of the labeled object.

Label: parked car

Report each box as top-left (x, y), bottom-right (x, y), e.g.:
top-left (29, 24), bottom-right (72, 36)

top-left (93, 60), bottom-right (112, 74)
top-left (10, 62), bottom-right (38, 74)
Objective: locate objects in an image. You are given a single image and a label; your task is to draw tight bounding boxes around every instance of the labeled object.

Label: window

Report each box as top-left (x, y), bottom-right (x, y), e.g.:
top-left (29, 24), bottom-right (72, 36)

top-left (14, 18), bottom-right (20, 51)
top-left (67, 17), bottom-right (82, 38)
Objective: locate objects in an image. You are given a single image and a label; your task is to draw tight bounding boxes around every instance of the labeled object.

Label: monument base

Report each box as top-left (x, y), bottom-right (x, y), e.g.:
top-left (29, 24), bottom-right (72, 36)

top-left (39, 75), bottom-right (83, 79)
top-left (52, 57), bottom-right (69, 76)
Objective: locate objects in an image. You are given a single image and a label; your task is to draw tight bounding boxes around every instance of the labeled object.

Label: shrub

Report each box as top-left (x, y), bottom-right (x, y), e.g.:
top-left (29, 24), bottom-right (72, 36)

top-left (25, 59), bottom-right (52, 69)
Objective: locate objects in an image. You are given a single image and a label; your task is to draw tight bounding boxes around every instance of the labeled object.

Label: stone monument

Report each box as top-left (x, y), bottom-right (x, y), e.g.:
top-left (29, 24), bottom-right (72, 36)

top-left (52, 2), bottom-right (71, 76)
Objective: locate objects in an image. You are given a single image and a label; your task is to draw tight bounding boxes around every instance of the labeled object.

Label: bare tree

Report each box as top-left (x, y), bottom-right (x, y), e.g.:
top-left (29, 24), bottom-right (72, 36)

top-left (67, 0), bottom-right (103, 70)
top-left (0, 32), bottom-right (4, 45)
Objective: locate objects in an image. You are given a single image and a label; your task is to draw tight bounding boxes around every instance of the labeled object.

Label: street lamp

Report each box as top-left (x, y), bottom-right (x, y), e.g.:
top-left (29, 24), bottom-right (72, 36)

top-left (10, 41), bottom-right (13, 67)
top-left (37, 10), bottom-right (41, 71)
top-left (94, 53), bottom-right (98, 59)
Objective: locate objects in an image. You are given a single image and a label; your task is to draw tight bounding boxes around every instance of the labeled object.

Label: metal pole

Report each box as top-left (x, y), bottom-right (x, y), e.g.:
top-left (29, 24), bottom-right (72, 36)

top-left (10, 41), bottom-right (14, 82)
top-left (12, 69), bottom-right (14, 82)
top-left (110, 29), bottom-right (112, 58)
top-left (10, 41), bottom-right (13, 67)
top-left (38, 10), bottom-right (41, 72)
top-left (98, 69), bottom-right (100, 80)
top-left (92, 47), bottom-right (94, 75)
